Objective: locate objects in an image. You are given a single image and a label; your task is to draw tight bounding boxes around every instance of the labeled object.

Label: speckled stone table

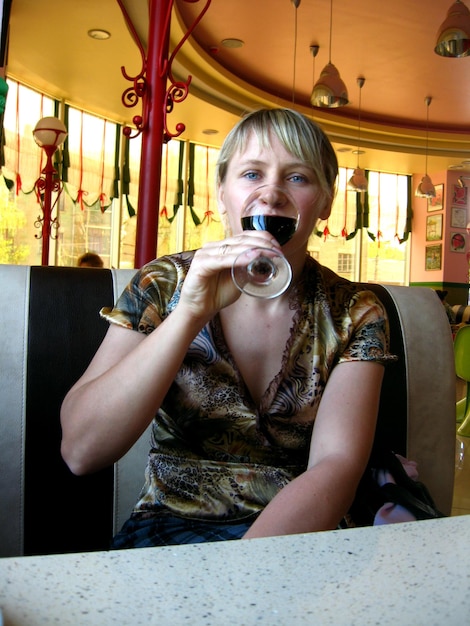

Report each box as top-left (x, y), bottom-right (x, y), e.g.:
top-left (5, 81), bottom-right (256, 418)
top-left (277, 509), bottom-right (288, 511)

top-left (0, 516), bottom-right (469, 625)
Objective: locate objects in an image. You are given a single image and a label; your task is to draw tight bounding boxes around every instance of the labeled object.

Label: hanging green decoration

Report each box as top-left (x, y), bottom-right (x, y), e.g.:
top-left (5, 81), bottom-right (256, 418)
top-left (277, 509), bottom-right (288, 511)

top-left (111, 124), bottom-right (121, 200)
top-left (169, 141), bottom-right (184, 222)
top-left (186, 142), bottom-right (201, 225)
top-left (397, 176), bottom-right (412, 244)
top-left (61, 104), bottom-right (70, 183)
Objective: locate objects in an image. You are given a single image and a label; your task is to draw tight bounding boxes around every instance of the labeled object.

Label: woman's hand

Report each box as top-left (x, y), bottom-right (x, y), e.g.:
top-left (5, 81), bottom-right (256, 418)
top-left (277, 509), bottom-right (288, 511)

top-left (179, 231), bottom-right (281, 320)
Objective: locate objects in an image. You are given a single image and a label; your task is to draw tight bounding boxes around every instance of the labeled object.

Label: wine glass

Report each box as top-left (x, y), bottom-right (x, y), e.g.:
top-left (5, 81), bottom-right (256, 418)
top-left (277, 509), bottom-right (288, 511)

top-left (231, 185), bottom-right (299, 298)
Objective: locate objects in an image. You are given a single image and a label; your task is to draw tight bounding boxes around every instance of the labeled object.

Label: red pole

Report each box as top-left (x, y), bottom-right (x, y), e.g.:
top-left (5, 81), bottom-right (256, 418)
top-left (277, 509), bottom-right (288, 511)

top-left (41, 162), bottom-right (53, 265)
top-left (134, 0), bottom-right (171, 269)
top-left (39, 146), bottom-right (57, 266)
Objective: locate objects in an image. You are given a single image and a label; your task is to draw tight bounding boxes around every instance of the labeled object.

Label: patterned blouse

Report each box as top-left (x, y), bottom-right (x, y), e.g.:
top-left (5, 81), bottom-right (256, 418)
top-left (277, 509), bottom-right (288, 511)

top-left (101, 252), bottom-right (395, 522)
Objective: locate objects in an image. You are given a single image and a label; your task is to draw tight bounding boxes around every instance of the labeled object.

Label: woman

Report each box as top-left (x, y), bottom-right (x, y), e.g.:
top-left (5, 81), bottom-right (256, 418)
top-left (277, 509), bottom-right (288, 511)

top-left (61, 108), bottom-right (394, 547)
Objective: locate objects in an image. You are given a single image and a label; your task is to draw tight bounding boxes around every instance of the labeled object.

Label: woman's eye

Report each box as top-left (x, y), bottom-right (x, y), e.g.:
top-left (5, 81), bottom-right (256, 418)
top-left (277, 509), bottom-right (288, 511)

top-left (243, 171), bottom-right (260, 180)
top-left (289, 174), bottom-right (307, 183)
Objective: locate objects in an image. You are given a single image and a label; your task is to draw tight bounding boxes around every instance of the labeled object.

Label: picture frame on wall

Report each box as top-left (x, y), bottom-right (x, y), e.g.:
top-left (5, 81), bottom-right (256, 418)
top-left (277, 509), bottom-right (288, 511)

top-left (426, 213), bottom-right (443, 241)
top-left (425, 244), bottom-right (442, 270)
top-left (451, 206), bottom-right (467, 228)
top-left (450, 231), bottom-right (466, 253)
top-left (428, 183), bottom-right (443, 211)
top-left (452, 184), bottom-right (468, 207)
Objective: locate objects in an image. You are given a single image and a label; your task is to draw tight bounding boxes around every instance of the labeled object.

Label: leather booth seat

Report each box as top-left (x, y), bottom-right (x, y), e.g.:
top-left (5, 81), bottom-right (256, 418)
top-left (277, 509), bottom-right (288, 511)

top-left (0, 265), bottom-right (456, 557)
top-left (452, 304), bottom-right (470, 324)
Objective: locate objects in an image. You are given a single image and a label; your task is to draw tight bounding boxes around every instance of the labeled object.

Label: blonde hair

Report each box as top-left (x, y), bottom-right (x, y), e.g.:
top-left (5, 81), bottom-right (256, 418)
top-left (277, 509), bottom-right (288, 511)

top-left (216, 108), bottom-right (338, 204)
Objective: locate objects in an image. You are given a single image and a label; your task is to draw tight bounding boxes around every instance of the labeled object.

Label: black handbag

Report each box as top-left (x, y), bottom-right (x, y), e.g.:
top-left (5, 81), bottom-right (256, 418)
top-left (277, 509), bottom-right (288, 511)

top-left (347, 449), bottom-right (445, 527)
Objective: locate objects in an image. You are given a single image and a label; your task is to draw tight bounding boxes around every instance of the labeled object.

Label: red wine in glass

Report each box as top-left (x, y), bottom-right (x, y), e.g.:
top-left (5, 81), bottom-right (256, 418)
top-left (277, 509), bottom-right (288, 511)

top-left (232, 186), bottom-right (299, 298)
top-left (241, 215), bottom-right (298, 246)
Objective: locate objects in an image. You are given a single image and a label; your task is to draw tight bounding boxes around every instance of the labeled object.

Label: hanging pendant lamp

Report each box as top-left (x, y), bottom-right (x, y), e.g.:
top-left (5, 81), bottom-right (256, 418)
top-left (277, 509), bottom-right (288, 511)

top-left (348, 77), bottom-right (368, 192)
top-left (311, 0), bottom-right (349, 108)
top-left (415, 97), bottom-right (437, 199)
top-left (435, 0), bottom-right (470, 57)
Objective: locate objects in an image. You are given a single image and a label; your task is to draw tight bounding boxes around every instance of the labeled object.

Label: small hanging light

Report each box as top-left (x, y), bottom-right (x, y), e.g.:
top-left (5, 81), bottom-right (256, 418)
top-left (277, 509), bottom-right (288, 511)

top-left (348, 77), bottom-right (368, 192)
top-left (415, 97), bottom-right (437, 199)
top-left (435, 0), bottom-right (470, 58)
top-left (310, 43), bottom-right (320, 88)
top-left (291, 0), bottom-right (301, 103)
top-left (310, 0), bottom-right (349, 108)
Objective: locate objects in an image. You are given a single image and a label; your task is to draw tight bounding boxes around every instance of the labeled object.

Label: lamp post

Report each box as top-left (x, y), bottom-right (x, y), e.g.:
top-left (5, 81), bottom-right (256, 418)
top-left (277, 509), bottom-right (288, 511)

top-left (32, 116), bottom-right (67, 265)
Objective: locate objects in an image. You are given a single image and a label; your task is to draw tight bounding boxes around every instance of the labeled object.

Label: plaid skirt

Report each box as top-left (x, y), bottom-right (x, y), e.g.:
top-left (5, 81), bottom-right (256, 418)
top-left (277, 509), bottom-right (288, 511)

top-left (111, 511), bottom-right (258, 549)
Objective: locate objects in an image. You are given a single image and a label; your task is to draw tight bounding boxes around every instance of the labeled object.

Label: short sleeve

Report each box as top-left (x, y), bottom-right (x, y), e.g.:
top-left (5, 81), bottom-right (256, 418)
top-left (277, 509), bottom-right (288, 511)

top-left (100, 253), bottom-right (191, 334)
top-left (338, 289), bottom-right (397, 365)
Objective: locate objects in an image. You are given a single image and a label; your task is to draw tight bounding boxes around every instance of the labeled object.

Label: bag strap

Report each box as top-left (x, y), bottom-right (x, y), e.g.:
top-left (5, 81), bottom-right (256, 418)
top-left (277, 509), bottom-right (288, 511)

top-left (379, 483), bottom-right (444, 520)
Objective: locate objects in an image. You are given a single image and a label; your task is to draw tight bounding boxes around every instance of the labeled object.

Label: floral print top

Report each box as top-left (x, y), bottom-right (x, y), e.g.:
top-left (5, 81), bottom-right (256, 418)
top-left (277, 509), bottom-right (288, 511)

top-left (101, 252), bottom-right (396, 521)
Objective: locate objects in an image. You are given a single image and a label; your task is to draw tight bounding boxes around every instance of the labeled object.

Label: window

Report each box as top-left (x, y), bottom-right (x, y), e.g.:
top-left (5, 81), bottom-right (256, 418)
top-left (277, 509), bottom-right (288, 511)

top-left (1, 80), bottom-right (55, 265)
top-left (310, 168), bottom-right (410, 285)
top-left (0, 80), bottom-right (410, 284)
top-left (58, 108), bottom-right (118, 267)
top-left (338, 253), bottom-right (353, 275)
top-left (183, 143), bottom-right (224, 252)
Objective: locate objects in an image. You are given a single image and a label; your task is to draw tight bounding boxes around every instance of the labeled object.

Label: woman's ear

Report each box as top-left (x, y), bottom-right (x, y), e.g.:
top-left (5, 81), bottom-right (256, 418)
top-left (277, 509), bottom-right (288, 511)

top-left (217, 184), bottom-right (232, 236)
top-left (319, 198), bottom-right (332, 222)
top-left (217, 184), bottom-right (227, 216)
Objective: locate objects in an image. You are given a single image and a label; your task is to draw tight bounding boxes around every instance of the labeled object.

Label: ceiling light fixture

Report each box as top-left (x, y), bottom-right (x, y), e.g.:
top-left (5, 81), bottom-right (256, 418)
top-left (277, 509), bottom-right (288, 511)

top-left (32, 117), bottom-right (68, 265)
top-left (310, 0), bottom-right (348, 108)
top-left (415, 97), bottom-right (436, 199)
top-left (310, 43), bottom-right (319, 92)
top-left (348, 77), bottom-right (368, 192)
top-left (435, 0), bottom-right (470, 57)
top-left (87, 29), bottom-right (111, 40)
top-left (221, 38), bottom-right (244, 49)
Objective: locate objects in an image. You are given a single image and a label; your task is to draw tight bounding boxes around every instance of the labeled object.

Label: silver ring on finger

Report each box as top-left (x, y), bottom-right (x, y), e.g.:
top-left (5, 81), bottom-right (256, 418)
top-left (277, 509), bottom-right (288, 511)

top-left (219, 243), bottom-right (229, 256)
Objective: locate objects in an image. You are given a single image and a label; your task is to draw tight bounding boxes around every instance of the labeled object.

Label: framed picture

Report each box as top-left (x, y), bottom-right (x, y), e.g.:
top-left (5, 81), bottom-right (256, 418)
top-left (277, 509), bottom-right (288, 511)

top-left (428, 183), bottom-right (443, 211)
top-left (452, 184), bottom-right (468, 207)
top-left (426, 214), bottom-right (443, 241)
top-left (450, 231), bottom-right (466, 252)
top-left (451, 206), bottom-right (468, 228)
top-left (425, 244), bottom-right (442, 270)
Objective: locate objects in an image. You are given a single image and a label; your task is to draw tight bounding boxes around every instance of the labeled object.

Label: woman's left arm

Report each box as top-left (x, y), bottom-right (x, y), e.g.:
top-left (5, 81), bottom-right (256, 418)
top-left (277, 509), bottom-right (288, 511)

top-left (243, 360), bottom-right (384, 539)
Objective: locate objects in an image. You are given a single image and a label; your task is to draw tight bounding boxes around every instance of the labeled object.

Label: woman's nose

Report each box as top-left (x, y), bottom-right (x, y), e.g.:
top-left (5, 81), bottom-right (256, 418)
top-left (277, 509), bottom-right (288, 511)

top-left (258, 185), bottom-right (288, 208)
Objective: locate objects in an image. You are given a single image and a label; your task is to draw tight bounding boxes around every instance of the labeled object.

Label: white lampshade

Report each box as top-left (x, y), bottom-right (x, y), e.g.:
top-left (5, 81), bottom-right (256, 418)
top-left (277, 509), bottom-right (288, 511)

top-left (348, 168), bottom-right (368, 192)
top-left (435, 0), bottom-right (470, 57)
top-left (33, 117), bottom-right (67, 149)
top-left (310, 63), bottom-right (349, 108)
top-left (415, 174), bottom-right (437, 198)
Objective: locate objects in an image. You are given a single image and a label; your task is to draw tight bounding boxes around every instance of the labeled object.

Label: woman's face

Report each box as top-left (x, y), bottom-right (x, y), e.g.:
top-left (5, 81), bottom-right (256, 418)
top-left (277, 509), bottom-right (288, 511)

top-left (217, 130), bottom-right (332, 252)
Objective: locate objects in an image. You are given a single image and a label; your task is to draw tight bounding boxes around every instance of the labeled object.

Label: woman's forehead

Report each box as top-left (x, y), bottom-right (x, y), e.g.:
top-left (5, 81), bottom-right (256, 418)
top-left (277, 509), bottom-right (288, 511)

top-left (231, 130), bottom-right (304, 165)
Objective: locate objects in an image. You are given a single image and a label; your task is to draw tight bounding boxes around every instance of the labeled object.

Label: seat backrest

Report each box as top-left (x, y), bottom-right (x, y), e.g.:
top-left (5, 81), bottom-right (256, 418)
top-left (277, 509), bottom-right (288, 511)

top-left (454, 324), bottom-right (470, 381)
top-left (0, 266), bottom-right (139, 557)
top-left (452, 304), bottom-right (470, 324)
top-left (0, 266), bottom-right (456, 557)
top-left (367, 284), bottom-right (455, 515)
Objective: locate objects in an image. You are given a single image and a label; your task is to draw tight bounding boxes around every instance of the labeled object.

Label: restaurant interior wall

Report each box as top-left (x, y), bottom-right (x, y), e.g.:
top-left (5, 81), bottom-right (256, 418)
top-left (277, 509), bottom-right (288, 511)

top-left (410, 168), bottom-right (470, 305)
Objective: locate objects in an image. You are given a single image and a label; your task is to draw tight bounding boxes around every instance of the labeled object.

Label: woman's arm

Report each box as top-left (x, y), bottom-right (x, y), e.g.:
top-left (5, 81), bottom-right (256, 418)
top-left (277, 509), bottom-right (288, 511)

top-left (60, 305), bottom-right (206, 475)
top-left (61, 231), bottom-right (281, 476)
top-left (243, 360), bottom-right (384, 538)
